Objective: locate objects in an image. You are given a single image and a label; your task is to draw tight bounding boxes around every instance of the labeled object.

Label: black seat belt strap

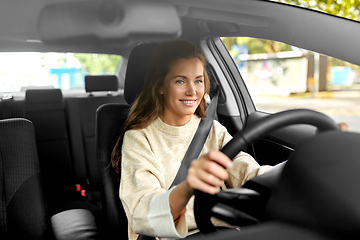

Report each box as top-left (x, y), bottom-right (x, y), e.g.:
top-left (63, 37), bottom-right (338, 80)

top-left (170, 86), bottom-right (220, 187)
top-left (137, 87), bottom-right (220, 240)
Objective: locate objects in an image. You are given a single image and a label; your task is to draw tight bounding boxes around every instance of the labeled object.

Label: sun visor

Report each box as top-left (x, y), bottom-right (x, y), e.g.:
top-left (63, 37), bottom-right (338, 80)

top-left (38, 0), bottom-right (181, 44)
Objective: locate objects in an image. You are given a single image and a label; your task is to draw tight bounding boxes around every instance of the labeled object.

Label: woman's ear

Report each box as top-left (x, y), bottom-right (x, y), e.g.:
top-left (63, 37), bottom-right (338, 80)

top-left (159, 88), bottom-right (163, 95)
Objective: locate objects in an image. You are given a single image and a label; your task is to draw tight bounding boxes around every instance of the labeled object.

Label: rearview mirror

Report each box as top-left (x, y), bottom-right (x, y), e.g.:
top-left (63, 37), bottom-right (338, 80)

top-left (38, 0), bottom-right (181, 45)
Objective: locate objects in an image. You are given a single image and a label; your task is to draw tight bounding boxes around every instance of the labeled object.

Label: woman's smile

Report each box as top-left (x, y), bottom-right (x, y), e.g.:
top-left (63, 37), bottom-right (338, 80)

top-left (180, 99), bottom-right (197, 106)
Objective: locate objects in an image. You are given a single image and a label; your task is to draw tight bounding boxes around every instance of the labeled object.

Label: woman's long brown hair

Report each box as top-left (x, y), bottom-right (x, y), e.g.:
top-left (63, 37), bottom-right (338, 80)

top-left (111, 39), bottom-right (210, 182)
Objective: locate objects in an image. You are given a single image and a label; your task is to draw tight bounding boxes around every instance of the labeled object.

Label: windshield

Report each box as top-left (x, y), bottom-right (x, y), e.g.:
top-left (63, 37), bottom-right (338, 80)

top-left (273, 0), bottom-right (360, 22)
top-left (0, 52), bottom-right (121, 93)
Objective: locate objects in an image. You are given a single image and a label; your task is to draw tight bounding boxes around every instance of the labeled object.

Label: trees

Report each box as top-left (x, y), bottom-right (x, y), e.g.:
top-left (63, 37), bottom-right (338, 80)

top-left (72, 53), bottom-right (121, 75)
top-left (279, 0), bottom-right (360, 22)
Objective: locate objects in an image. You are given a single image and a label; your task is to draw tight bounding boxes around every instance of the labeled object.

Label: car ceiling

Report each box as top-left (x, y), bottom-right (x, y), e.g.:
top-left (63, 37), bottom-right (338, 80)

top-left (0, 0), bottom-right (359, 66)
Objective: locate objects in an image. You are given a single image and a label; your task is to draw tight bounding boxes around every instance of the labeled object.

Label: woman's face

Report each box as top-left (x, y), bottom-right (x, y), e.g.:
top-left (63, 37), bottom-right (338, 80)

top-left (160, 58), bottom-right (205, 126)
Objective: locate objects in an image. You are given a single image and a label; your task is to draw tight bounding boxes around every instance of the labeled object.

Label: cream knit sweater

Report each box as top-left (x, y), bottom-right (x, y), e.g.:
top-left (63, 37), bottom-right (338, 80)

top-left (120, 114), bottom-right (271, 240)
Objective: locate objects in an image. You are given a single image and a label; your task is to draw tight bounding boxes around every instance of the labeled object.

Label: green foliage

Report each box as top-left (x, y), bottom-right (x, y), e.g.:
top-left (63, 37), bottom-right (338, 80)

top-left (277, 0), bottom-right (360, 21)
top-left (72, 53), bottom-right (121, 75)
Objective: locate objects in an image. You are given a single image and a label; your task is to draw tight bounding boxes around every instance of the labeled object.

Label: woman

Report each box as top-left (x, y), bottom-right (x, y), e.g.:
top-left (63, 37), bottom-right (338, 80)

top-left (111, 39), bottom-right (272, 239)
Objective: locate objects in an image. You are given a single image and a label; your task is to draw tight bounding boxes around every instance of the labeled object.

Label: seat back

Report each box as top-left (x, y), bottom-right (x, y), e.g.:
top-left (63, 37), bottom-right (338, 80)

top-left (95, 43), bottom-right (158, 239)
top-left (0, 118), bottom-right (50, 239)
top-left (96, 103), bottom-right (130, 239)
top-left (24, 89), bottom-right (76, 214)
top-left (66, 75), bottom-right (125, 207)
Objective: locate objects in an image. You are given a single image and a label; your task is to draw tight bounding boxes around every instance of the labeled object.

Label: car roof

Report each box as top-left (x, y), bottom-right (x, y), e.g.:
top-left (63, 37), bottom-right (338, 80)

top-left (0, 0), bottom-right (359, 65)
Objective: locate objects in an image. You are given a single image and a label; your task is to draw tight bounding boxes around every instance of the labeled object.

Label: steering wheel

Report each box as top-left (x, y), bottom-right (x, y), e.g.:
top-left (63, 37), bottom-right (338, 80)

top-left (194, 109), bottom-right (339, 234)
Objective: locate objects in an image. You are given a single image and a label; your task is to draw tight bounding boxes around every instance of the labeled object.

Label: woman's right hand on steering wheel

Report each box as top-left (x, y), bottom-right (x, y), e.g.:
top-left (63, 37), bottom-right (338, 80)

top-left (186, 150), bottom-right (233, 195)
top-left (169, 150), bottom-right (233, 221)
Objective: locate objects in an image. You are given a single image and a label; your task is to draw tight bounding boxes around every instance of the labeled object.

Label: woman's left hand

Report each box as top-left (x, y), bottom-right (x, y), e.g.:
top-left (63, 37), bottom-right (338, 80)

top-left (338, 122), bottom-right (349, 131)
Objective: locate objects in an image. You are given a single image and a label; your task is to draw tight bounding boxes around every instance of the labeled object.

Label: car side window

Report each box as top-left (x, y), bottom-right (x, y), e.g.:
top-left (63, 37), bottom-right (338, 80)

top-left (222, 37), bottom-right (360, 133)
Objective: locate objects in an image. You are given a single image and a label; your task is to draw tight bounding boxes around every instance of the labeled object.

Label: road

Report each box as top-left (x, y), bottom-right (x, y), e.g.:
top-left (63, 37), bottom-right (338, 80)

top-left (252, 91), bottom-right (360, 133)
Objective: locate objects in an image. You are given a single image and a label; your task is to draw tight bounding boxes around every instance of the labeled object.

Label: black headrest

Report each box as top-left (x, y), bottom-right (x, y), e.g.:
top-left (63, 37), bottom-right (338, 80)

top-left (85, 75), bottom-right (118, 93)
top-left (124, 43), bottom-right (158, 104)
top-left (25, 89), bottom-right (64, 112)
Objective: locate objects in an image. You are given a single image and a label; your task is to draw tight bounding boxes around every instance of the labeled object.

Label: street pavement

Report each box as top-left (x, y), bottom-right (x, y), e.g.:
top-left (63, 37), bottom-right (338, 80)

top-left (252, 91), bottom-right (360, 133)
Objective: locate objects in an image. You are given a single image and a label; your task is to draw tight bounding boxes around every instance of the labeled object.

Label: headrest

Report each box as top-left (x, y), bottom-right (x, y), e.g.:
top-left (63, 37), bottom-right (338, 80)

top-left (85, 75), bottom-right (118, 93)
top-left (25, 89), bottom-right (64, 112)
top-left (267, 131), bottom-right (360, 238)
top-left (124, 43), bottom-right (158, 104)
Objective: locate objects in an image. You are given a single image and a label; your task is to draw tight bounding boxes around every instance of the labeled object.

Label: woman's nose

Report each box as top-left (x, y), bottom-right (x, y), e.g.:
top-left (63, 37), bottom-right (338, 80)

top-left (185, 83), bottom-right (196, 95)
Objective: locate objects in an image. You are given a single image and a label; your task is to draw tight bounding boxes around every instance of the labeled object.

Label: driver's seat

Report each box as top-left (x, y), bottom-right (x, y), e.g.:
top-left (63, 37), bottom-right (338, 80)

top-left (95, 43), bottom-right (158, 239)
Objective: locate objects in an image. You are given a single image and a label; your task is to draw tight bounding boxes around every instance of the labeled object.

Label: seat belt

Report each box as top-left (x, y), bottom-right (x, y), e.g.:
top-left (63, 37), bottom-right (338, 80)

top-left (137, 87), bottom-right (220, 240)
top-left (170, 87), bottom-right (220, 187)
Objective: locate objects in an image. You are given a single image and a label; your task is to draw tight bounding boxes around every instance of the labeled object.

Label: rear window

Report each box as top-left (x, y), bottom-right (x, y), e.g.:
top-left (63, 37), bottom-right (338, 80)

top-left (0, 52), bottom-right (121, 93)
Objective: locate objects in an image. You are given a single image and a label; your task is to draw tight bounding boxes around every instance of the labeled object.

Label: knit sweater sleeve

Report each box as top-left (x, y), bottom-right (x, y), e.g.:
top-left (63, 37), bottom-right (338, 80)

top-left (120, 130), bottom-right (187, 239)
top-left (212, 121), bottom-right (272, 188)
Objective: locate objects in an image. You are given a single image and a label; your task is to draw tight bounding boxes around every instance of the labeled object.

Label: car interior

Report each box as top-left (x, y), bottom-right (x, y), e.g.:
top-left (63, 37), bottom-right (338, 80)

top-left (0, 0), bottom-right (360, 239)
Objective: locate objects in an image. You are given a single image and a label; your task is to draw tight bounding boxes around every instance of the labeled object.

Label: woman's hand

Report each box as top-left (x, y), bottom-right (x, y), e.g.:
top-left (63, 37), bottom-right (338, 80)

top-left (169, 150), bottom-right (233, 221)
top-left (186, 150), bottom-right (233, 195)
top-left (338, 122), bottom-right (349, 131)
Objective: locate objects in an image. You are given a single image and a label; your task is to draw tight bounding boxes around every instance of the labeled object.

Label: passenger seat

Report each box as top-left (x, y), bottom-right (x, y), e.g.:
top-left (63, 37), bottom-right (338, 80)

top-left (25, 88), bottom-right (106, 238)
top-left (65, 75), bottom-right (125, 207)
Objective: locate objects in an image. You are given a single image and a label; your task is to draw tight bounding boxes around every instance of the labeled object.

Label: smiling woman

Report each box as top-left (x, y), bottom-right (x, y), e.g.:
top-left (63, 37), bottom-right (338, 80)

top-left (111, 39), bottom-right (271, 240)
top-left (1, 0), bottom-right (359, 239)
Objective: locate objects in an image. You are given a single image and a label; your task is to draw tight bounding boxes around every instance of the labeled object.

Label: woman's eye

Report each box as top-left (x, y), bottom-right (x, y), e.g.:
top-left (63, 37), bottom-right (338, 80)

top-left (195, 79), bottom-right (203, 84)
top-left (175, 79), bottom-right (185, 84)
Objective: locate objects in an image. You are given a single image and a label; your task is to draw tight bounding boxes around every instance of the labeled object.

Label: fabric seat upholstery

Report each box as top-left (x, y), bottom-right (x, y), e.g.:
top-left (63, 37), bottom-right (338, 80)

top-left (24, 89), bottom-right (78, 215)
top-left (96, 103), bottom-right (130, 239)
top-left (65, 75), bottom-right (125, 207)
top-left (25, 88), bottom-right (107, 238)
top-left (0, 118), bottom-right (51, 239)
top-left (95, 43), bottom-right (158, 239)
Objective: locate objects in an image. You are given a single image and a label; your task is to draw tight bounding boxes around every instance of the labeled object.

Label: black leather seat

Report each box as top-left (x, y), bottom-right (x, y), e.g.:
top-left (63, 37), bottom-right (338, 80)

top-left (0, 118), bottom-right (51, 239)
top-left (95, 43), bottom-right (158, 239)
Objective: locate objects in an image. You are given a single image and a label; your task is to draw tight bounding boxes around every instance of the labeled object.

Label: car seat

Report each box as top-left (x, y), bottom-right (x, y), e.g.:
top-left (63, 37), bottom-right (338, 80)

top-left (96, 43), bottom-right (158, 239)
top-left (65, 75), bottom-right (125, 209)
top-left (24, 89), bottom-right (78, 213)
top-left (0, 118), bottom-right (51, 239)
top-left (25, 88), bottom-right (105, 238)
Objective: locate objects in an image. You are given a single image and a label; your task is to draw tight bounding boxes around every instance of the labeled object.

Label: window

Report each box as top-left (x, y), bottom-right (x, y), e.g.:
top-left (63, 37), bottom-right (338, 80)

top-left (0, 52), bottom-right (121, 93)
top-left (273, 0), bottom-right (360, 22)
top-left (223, 37), bottom-right (360, 133)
